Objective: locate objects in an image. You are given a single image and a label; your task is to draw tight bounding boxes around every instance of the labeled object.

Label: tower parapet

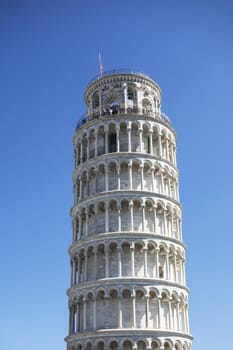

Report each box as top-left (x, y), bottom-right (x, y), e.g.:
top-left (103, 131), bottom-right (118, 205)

top-left (66, 70), bottom-right (192, 350)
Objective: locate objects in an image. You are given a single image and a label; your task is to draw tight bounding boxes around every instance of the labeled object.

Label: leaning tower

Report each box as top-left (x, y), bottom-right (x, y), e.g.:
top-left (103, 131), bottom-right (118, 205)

top-left (66, 70), bottom-right (193, 350)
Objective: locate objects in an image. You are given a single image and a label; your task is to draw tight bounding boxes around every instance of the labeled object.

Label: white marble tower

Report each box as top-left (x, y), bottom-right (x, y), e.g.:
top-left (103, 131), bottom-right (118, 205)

top-left (66, 70), bottom-right (193, 350)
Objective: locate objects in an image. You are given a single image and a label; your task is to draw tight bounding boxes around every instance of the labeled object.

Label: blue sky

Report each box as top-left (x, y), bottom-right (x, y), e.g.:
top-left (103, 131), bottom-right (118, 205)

top-left (0, 1), bottom-right (233, 349)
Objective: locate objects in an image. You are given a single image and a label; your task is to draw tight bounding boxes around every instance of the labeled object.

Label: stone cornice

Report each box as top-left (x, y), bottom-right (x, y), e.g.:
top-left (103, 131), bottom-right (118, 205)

top-left (70, 191), bottom-right (182, 217)
top-left (65, 329), bottom-right (193, 342)
top-left (73, 113), bottom-right (176, 143)
top-left (69, 231), bottom-right (186, 254)
top-left (72, 153), bottom-right (179, 180)
top-left (84, 72), bottom-right (162, 104)
top-left (67, 278), bottom-right (190, 296)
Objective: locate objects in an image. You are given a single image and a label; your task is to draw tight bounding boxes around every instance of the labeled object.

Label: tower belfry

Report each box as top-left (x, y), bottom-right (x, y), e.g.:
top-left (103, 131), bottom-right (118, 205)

top-left (66, 70), bottom-right (193, 350)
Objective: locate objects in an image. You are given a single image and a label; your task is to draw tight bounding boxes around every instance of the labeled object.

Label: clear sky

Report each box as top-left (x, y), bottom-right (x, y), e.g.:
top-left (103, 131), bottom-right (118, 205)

top-left (0, 1), bottom-right (232, 349)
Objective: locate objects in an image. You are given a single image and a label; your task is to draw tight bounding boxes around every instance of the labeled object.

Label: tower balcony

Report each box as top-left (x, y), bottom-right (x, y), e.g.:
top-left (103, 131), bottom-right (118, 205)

top-left (76, 110), bottom-right (171, 131)
top-left (86, 68), bottom-right (158, 87)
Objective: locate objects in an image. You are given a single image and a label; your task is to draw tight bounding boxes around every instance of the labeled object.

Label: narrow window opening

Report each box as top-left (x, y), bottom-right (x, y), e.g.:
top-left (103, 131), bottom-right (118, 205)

top-left (159, 266), bottom-right (164, 278)
top-left (147, 136), bottom-right (150, 153)
top-left (109, 134), bottom-right (116, 153)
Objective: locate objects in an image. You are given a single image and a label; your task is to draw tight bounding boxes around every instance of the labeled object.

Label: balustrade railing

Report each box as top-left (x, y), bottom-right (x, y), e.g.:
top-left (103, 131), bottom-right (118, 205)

top-left (76, 110), bottom-right (171, 130)
top-left (86, 68), bottom-right (155, 87)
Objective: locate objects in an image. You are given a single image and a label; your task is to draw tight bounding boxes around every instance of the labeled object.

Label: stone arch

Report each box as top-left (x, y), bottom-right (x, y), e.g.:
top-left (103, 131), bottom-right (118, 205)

top-left (86, 291), bottom-right (94, 331)
top-left (121, 240), bottom-right (131, 276)
top-left (87, 203), bottom-right (96, 236)
top-left (134, 241), bottom-right (144, 277)
top-left (164, 340), bottom-right (173, 350)
top-left (167, 133), bottom-right (173, 162)
top-left (175, 341), bottom-right (183, 350)
top-left (97, 125), bottom-right (105, 156)
top-left (82, 131), bottom-right (88, 162)
top-left (108, 160), bottom-right (118, 190)
top-left (96, 243), bottom-right (105, 279)
top-left (161, 129), bottom-right (168, 159)
top-left (86, 342), bottom-right (93, 350)
top-left (121, 290), bottom-right (132, 328)
top-left (103, 90), bottom-right (120, 113)
top-left (122, 339), bottom-right (133, 350)
top-left (74, 213), bottom-right (80, 241)
top-left (86, 245), bottom-right (95, 281)
top-left (121, 198), bottom-right (130, 231)
top-left (97, 163), bottom-right (105, 193)
top-left (77, 294), bottom-right (84, 332)
top-left (96, 340), bottom-right (105, 350)
top-left (147, 241), bottom-right (157, 277)
top-left (156, 201), bottom-right (165, 235)
top-left (176, 248), bottom-right (183, 283)
top-left (108, 123), bottom-right (117, 152)
top-left (143, 161), bottom-right (152, 191)
top-left (133, 199), bottom-right (142, 231)
top-left (141, 122), bottom-right (150, 153)
top-left (173, 207), bottom-right (180, 240)
top-left (131, 122), bottom-right (140, 152)
top-left (169, 174), bottom-right (176, 200)
top-left (109, 241), bottom-right (118, 277)
top-left (161, 291), bottom-right (170, 329)
top-left (132, 159), bottom-right (141, 190)
top-left (137, 340), bottom-right (147, 350)
top-left (158, 243), bottom-right (167, 279)
top-left (149, 290), bottom-right (159, 328)
top-left (179, 294), bottom-right (186, 332)
top-left (96, 290), bottom-right (106, 330)
top-left (108, 288), bottom-right (118, 328)
top-left (96, 201), bottom-right (105, 234)
top-left (81, 169), bottom-right (88, 198)
top-left (120, 161), bottom-right (129, 190)
top-left (89, 166), bottom-right (97, 195)
top-left (92, 90), bottom-right (100, 109)
top-left (168, 244), bottom-right (176, 281)
top-left (110, 100), bottom-right (120, 115)
top-left (75, 343), bottom-right (82, 350)
top-left (78, 248), bottom-right (86, 283)
top-left (151, 340), bottom-right (160, 350)
top-left (109, 340), bottom-right (118, 350)
top-left (171, 291), bottom-right (179, 330)
top-left (153, 163), bottom-right (162, 193)
top-left (163, 167), bottom-right (170, 197)
top-left (142, 97), bottom-right (153, 114)
top-left (109, 199), bottom-right (118, 232)
top-left (127, 84), bottom-right (136, 101)
top-left (152, 125), bottom-right (160, 156)
top-left (166, 204), bottom-right (173, 237)
top-left (119, 121), bottom-right (128, 151)
top-left (145, 199), bottom-right (154, 232)
top-left (135, 289), bottom-right (146, 328)
top-left (89, 128), bottom-right (96, 159)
